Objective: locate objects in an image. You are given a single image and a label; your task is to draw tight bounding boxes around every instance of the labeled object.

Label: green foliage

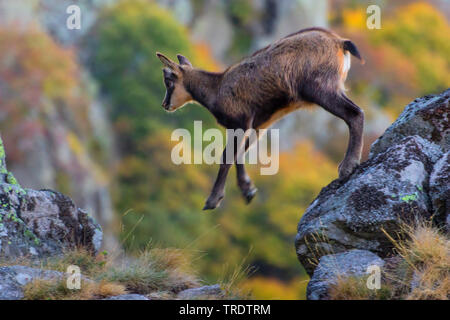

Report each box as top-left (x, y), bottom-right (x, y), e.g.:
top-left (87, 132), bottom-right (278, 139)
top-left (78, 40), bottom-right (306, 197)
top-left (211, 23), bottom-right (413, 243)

top-left (338, 2), bottom-right (450, 115)
top-left (225, 0), bottom-right (255, 59)
top-left (89, 0), bottom-right (214, 138)
top-left (372, 2), bottom-right (450, 96)
top-left (227, 0), bottom-right (254, 25)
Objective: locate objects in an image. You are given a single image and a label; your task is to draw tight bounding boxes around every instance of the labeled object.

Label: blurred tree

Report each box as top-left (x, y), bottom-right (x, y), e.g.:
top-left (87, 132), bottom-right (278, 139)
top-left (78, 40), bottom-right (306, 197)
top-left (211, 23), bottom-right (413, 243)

top-left (335, 1), bottom-right (450, 115)
top-left (0, 27), bottom-right (78, 156)
top-left (0, 26), bottom-right (118, 249)
top-left (88, 0), bottom-right (217, 143)
top-left (87, 0), bottom-right (221, 250)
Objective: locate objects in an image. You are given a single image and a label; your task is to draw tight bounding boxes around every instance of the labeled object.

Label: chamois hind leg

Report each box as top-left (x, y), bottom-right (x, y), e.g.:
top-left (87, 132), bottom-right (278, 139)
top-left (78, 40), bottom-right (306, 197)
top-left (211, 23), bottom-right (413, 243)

top-left (236, 138), bottom-right (257, 204)
top-left (315, 91), bottom-right (364, 178)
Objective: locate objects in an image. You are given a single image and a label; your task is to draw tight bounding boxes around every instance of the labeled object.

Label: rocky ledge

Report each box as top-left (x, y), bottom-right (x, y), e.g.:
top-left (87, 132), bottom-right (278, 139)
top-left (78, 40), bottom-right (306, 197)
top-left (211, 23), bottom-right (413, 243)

top-left (0, 137), bottom-right (102, 260)
top-left (295, 89), bottom-right (449, 299)
top-left (0, 136), bottom-right (224, 300)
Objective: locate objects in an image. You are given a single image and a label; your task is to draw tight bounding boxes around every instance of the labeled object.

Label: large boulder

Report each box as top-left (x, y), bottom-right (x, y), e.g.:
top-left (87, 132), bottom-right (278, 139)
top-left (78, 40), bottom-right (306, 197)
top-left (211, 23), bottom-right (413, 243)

top-left (0, 136), bottom-right (102, 260)
top-left (295, 135), bottom-right (441, 275)
top-left (295, 89), bottom-right (449, 298)
top-left (370, 91), bottom-right (449, 157)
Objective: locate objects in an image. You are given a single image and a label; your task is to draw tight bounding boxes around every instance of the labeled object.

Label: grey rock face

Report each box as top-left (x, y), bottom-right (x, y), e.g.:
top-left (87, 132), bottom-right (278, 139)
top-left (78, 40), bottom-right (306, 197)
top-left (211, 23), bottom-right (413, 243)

top-left (0, 265), bottom-right (64, 300)
top-left (429, 152), bottom-right (450, 231)
top-left (103, 294), bottom-right (149, 300)
top-left (296, 135), bottom-right (440, 275)
top-left (295, 89), bottom-right (449, 295)
top-left (307, 250), bottom-right (384, 300)
top-left (177, 284), bottom-right (223, 299)
top-left (370, 89), bottom-right (449, 157)
top-left (0, 135), bottom-right (102, 260)
top-left (0, 0), bottom-right (117, 47)
top-left (0, 186), bottom-right (102, 259)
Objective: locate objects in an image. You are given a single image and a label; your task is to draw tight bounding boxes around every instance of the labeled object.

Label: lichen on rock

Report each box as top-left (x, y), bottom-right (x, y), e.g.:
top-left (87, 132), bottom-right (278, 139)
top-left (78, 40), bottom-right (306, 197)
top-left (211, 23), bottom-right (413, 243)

top-left (0, 134), bottom-right (102, 261)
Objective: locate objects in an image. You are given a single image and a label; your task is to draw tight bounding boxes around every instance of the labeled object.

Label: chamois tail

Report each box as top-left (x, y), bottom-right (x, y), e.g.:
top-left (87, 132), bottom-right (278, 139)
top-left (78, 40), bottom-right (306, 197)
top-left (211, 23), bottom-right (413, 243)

top-left (343, 40), bottom-right (365, 64)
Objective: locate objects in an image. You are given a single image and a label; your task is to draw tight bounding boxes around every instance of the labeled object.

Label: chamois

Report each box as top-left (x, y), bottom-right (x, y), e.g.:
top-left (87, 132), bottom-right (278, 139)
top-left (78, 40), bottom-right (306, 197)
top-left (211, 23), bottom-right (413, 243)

top-left (157, 27), bottom-right (365, 210)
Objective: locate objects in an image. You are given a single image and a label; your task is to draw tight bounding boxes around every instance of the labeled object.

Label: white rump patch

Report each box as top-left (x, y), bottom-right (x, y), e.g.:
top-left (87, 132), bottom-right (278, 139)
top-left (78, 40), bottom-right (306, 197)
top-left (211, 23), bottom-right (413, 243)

top-left (343, 51), bottom-right (351, 74)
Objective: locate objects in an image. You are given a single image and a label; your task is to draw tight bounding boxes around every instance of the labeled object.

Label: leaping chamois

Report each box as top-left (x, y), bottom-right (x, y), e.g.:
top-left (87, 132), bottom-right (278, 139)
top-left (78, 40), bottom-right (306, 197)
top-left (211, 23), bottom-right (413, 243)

top-left (157, 27), bottom-right (365, 210)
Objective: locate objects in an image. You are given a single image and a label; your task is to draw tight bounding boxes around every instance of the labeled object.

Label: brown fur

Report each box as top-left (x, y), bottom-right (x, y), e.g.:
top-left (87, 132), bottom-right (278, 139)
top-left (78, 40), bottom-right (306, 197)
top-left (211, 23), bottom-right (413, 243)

top-left (157, 28), bottom-right (365, 210)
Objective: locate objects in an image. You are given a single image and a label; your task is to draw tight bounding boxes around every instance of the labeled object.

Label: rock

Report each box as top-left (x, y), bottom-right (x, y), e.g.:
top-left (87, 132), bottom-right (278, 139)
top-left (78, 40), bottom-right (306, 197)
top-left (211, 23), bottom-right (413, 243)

top-left (429, 152), bottom-right (450, 231)
top-left (103, 294), bottom-right (149, 300)
top-left (177, 284), bottom-right (223, 299)
top-left (0, 135), bottom-right (102, 260)
top-left (0, 265), bottom-right (64, 300)
top-left (370, 89), bottom-right (449, 157)
top-left (0, 136), bottom-right (8, 183)
top-left (0, 0), bottom-right (118, 47)
top-left (307, 250), bottom-right (384, 300)
top-left (295, 135), bottom-right (440, 275)
top-left (295, 89), bottom-right (450, 296)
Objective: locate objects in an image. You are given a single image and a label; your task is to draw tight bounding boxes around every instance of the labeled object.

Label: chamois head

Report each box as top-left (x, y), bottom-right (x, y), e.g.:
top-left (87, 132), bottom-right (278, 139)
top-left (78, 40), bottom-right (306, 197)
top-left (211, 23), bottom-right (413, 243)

top-left (156, 52), bottom-right (193, 112)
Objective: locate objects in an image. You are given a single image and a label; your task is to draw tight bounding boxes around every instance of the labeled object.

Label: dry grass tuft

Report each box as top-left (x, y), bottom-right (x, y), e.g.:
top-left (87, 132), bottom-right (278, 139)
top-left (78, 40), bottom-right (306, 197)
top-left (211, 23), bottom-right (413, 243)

top-left (3, 245), bottom-right (214, 299)
top-left (99, 247), bottom-right (200, 294)
top-left (329, 221), bottom-right (449, 300)
top-left (329, 276), bottom-right (392, 300)
top-left (391, 222), bottom-right (449, 300)
top-left (23, 279), bottom-right (126, 300)
top-left (44, 247), bottom-right (108, 278)
top-left (218, 253), bottom-right (254, 299)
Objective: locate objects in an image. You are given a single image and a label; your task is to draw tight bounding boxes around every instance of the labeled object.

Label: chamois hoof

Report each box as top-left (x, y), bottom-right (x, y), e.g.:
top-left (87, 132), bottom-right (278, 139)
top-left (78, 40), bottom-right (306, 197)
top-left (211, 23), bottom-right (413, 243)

top-left (202, 195), bottom-right (224, 210)
top-left (243, 187), bottom-right (257, 204)
top-left (338, 160), bottom-right (359, 179)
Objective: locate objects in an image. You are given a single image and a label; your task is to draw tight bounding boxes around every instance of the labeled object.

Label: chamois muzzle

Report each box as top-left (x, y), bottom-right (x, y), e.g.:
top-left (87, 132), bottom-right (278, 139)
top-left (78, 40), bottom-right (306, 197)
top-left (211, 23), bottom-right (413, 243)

top-left (162, 94), bottom-right (171, 110)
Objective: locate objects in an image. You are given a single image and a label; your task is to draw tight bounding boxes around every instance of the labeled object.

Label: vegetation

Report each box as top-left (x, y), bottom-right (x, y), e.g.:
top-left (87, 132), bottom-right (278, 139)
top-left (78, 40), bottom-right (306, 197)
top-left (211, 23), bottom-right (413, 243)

top-left (334, 1), bottom-right (450, 115)
top-left (100, 248), bottom-right (199, 293)
top-left (328, 222), bottom-right (450, 300)
top-left (5, 246), bottom-right (241, 300)
top-left (24, 279), bottom-right (126, 300)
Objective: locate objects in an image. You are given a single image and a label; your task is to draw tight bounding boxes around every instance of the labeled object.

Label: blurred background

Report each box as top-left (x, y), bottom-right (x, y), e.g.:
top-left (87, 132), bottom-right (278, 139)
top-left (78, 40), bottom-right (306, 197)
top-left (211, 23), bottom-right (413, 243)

top-left (0, 0), bottom-right (449, 299)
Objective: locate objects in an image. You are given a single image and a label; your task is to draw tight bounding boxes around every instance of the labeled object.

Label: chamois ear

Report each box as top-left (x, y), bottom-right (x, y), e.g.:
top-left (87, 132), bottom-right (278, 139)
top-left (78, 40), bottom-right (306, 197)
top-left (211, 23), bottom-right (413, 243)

top-left (177, 54), bottom-right (192, 67)
top-left (156, 52), bottom-right (177, 70)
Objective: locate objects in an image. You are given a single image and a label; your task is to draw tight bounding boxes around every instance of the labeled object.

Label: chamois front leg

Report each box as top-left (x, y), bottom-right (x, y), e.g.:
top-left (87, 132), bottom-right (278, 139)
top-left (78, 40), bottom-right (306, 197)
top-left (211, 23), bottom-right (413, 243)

top-left (203, 146), bottom-right (234, 210)
top-left (204, 131), bottom-right (250, 210)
